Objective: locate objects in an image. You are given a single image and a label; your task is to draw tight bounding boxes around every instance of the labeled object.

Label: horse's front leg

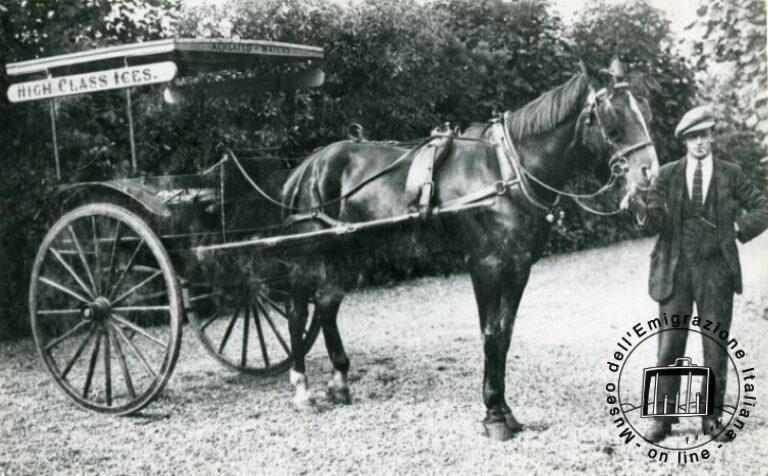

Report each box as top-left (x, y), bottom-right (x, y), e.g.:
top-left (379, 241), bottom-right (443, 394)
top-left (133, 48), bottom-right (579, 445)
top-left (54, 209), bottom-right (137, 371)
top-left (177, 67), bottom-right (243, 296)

top-left (470, 261), bottom-right (529, 441)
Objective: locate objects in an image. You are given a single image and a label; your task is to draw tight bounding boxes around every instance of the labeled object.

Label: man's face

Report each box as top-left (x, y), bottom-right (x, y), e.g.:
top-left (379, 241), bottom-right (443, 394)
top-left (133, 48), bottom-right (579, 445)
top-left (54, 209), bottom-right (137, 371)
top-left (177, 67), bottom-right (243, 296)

top-left (684, 129), bottom-right (713, 159)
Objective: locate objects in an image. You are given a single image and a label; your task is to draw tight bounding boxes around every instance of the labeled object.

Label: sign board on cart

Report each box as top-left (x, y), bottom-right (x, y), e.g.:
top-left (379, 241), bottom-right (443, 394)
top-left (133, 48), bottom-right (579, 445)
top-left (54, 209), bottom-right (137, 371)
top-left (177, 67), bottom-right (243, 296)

top-left (6, 61), bottom-right (178, 103)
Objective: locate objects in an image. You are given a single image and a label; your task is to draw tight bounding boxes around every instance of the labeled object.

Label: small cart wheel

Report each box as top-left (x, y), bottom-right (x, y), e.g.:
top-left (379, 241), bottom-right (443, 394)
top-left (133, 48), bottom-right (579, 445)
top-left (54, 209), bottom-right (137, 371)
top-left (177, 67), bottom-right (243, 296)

top-left (188, 285), bottom-right (320, 376)
top-left (29, 203), bottom-right (183, 415)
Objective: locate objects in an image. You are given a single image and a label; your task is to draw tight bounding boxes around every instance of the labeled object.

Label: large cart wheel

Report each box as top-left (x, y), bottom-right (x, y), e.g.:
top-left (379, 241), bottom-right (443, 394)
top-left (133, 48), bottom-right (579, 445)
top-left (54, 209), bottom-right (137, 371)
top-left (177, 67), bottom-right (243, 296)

top-left (29, 203), bottom-right (183, 415)
top-left (187, 284), bottom-right (321, 376)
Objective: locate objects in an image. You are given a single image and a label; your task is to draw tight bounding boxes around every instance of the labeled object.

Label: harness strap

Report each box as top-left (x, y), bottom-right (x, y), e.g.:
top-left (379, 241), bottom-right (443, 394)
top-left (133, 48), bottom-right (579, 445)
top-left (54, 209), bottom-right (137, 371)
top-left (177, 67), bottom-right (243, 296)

top-left (498, 118), bottom-right (559, 211)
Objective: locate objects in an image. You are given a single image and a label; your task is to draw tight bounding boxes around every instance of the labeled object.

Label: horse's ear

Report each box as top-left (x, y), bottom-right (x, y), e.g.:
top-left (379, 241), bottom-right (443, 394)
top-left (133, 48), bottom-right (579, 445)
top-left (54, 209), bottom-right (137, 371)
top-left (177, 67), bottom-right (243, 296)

top-left (636, 95), bottom-right (653, 125)
top-left (578, 59), bottom-right (613, 90)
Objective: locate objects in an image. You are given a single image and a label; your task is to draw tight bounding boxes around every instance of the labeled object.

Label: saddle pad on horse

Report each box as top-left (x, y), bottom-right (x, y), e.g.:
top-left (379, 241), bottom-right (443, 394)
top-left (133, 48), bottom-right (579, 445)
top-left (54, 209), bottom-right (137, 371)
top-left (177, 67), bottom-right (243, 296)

top-left (404, 131), bottom-right (455, 218)
top-left (404, 120), bottom-right (521, 218)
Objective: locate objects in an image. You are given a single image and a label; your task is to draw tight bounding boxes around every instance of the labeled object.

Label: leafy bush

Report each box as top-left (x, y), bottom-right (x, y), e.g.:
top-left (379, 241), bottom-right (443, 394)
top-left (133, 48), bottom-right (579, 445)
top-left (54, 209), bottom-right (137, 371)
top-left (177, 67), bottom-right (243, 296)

top-left (2, 0), bottom-right (755, 338)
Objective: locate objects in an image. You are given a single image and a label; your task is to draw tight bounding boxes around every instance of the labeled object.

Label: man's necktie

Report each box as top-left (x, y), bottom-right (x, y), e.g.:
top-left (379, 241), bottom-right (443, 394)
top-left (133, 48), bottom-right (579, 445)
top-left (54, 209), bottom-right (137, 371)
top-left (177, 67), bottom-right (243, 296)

top-left (692, 159), bottom-right (703, 214)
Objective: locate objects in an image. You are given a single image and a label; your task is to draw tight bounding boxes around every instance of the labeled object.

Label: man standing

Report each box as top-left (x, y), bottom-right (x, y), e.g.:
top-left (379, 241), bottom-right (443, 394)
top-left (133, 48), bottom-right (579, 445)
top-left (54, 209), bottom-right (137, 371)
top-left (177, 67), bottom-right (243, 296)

top-left (634, 105), bottom-right (768, 442)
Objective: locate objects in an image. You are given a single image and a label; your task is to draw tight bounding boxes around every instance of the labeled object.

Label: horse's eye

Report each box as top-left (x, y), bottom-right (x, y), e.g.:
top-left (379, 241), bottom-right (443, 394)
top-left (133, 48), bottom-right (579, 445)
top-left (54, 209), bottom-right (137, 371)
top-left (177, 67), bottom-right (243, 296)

top-left (607, 127), bottom-right (623, 142)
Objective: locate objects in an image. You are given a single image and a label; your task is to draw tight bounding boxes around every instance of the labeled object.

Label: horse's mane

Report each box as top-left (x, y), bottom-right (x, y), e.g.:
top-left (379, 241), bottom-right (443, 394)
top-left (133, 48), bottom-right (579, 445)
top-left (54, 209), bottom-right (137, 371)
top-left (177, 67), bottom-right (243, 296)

top-left (505, 73), bottom-right (591, 142)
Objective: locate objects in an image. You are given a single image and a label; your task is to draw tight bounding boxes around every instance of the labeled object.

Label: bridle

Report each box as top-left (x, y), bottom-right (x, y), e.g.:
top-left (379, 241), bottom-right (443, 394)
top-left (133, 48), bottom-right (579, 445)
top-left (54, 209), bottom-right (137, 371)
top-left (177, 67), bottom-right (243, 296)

top-left (511, 84), bottom-right (655, 217)
top-left (590, 85), bottom-right (655, 187)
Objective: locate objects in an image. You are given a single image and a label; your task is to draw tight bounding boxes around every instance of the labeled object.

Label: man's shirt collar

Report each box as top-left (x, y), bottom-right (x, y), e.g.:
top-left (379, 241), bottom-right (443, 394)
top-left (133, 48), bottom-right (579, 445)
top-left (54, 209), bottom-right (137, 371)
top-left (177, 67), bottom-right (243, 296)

top-left (686, 153), bottom-right (713, 167)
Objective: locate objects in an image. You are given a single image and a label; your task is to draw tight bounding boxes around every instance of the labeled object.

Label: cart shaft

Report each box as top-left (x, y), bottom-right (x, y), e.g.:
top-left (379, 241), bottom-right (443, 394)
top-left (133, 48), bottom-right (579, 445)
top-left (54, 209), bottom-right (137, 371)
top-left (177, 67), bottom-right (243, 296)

top-left (193, 198), bottom-right (495, 254)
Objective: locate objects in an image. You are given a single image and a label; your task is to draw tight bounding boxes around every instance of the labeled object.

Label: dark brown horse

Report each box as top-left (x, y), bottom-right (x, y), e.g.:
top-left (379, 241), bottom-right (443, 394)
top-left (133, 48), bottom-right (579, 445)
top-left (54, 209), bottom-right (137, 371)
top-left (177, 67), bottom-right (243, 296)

top-left (278, 62), bottom-right (658, 440)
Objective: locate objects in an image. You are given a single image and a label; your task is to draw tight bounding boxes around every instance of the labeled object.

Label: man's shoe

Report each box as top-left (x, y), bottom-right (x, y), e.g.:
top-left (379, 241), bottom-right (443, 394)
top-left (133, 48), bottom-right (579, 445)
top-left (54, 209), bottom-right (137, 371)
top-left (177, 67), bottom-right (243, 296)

top-left (702, 417), bottom-right (732, 443)
top-left (645, 420), bottom-right (671, 443)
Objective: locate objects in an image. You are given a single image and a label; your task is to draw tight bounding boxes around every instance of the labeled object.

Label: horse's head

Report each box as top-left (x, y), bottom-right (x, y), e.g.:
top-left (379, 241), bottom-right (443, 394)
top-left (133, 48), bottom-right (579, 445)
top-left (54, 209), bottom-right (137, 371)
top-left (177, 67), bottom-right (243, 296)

top-left (578, 58), bottom-right (658, 210)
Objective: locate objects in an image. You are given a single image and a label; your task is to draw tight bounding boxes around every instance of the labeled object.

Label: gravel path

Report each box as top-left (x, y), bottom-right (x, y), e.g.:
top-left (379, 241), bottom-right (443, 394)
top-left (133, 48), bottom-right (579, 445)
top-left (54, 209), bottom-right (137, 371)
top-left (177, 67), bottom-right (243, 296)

top-left (1, 235), bottom-right (767, 475)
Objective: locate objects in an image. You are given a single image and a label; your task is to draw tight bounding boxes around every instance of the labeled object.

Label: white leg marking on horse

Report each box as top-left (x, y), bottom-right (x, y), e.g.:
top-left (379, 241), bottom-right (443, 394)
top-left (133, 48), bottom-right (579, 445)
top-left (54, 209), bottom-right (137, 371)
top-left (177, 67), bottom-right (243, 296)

top-left (329, 370), bottom-right (348, 390)
top-left (327, 369), bottom-right (351, 404)
top-left (290, 369), bottom-right (315, 409)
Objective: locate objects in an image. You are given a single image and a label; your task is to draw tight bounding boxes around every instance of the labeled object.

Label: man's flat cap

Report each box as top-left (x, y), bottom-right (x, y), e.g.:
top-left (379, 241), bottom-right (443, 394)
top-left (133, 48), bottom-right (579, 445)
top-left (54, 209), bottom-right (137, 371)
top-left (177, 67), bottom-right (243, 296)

top-left (675, 105), bottom-right (715, 138)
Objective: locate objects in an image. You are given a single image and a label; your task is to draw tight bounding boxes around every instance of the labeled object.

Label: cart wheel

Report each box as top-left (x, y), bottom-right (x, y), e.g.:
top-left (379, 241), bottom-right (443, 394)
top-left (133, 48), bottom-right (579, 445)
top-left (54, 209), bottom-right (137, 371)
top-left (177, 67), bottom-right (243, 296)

top-left (29, 203), bottom-right (183, 415)
top-left (187, 284), bottom-right (321, 376)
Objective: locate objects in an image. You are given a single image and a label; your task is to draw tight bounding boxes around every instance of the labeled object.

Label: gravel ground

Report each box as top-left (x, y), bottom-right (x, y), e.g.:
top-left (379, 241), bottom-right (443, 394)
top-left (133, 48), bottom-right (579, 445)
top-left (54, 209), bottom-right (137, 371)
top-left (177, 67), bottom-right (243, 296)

top-left (1, 234), bottom-right (767, 475)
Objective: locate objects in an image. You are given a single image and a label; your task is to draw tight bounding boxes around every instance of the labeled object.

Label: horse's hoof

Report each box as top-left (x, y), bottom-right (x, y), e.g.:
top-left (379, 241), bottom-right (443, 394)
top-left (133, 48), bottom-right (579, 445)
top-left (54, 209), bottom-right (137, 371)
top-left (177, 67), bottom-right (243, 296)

top-left (503, 413), bottom-right (523, 432)
top-left (483, 421), bottom-right (516, 441)
top-left (292, 396), bottom-right (318, 413)
top-left (327, 385), bottom-right (352, 405)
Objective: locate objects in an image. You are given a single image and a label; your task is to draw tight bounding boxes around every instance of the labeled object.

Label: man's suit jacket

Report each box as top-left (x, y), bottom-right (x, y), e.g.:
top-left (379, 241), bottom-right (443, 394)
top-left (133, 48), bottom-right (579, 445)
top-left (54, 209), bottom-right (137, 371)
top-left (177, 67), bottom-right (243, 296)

top-left (643, 157), bottom-right (768, 302)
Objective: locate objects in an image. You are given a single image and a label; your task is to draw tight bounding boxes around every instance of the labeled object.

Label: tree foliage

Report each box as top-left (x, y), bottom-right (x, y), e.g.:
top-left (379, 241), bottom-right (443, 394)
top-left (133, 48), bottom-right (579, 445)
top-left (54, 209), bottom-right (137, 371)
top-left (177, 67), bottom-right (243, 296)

top-left (689, 0), bottom-right (767, 154)
top-left (0, 0), bottom-right (709, 337)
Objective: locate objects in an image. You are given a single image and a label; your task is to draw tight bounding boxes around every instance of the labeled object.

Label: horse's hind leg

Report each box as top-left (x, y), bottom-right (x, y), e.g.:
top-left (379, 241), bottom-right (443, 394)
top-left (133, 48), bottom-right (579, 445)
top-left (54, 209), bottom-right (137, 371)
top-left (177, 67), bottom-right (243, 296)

top-left (287, 288), bottom-right (316, 412)
top-left (316, 288), bottom-right (351, 404)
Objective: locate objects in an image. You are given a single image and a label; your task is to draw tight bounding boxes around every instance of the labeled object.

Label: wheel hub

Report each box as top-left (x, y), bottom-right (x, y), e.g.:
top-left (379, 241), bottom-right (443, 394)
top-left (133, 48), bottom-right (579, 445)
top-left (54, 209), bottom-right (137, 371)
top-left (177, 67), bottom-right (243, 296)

top-left (83, 297), bottom-right (111, 321)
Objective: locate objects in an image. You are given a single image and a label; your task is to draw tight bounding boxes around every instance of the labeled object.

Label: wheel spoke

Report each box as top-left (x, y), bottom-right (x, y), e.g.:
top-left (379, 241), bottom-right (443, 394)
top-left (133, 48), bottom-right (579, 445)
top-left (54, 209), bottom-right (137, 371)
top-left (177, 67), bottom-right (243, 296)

top-left (257, 291), bottom-right (288, 318)
top-left (111, 305), bottom-right (170, 313)
top-left (39, 276), bottom-right (91, 304)
top-left (60, 324), bottom-right (97, 380)
top-left (108, 239), bottom-right (145, 301)
top-left (255, 299), bottom-right (290, 356)
top-left (189, 292), bottom-right (219, 303)
top-left (44, 319), bottom-right (89, 351)
top-left (37, 308), bottom-right (82, 316)
top-left (251, 304), bottom-right (270, 367)
top-left (200, 310), bottom-right (222, 331)
top-left (268, 288), bottom-right (290, 298)
top-left (111, 313), bottom-right (167, 348)
top-left (111, 269), bottom-right (163, 307)
top-left (67, 225), bottom-right (99, 298)
top-left (91, 216), bottom-right (102, 294)
top-left (49, 248), bottom-right (96, 299)
top-left (240, 304), bottom-right (250, 367)
top-left (102, 325), bottom-right (112, 406)
top-left (109, 324), bottom-right (136, 400)
top-left (217, 302), bottom-right (242, 354)
top-left (132, 290), bottom-right (168, 302)
top-left (104, 221), bottom-right (123, 293)
top-left (82, 328), bottom-right (102, 398)
top-left (111, 323), bottom-right (157, 379)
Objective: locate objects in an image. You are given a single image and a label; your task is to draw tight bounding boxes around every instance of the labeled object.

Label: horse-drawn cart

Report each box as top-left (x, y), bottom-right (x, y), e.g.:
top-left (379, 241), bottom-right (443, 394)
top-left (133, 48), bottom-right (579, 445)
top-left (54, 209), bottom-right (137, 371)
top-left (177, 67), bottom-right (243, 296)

top-left (8, 38), bottom-right (492, 415)
top-left (6, 39), bottom-right (341, 414)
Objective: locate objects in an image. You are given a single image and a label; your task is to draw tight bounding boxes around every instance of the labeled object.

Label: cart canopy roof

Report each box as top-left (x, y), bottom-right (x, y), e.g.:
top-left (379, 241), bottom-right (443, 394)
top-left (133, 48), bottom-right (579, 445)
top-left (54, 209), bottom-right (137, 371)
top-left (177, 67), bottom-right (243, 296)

top-left (6, 38), bottom-right (324, 77)
top-left (5, 38), bottom-right (324, 103)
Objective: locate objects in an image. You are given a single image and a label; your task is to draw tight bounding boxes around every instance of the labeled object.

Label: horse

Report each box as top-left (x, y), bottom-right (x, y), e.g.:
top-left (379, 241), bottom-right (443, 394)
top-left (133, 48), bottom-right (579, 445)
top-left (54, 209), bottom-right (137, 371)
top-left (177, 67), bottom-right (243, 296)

top-left (277, 61), bottom-right (658, 440)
